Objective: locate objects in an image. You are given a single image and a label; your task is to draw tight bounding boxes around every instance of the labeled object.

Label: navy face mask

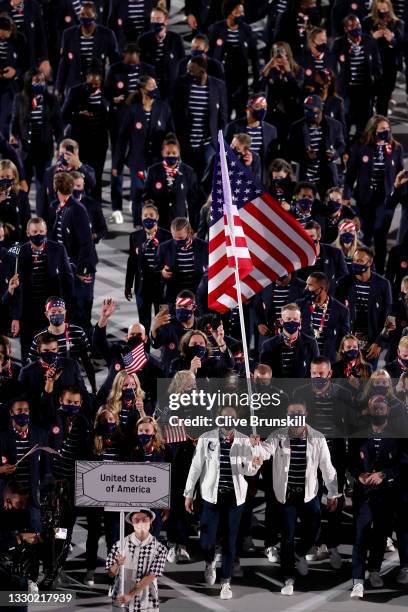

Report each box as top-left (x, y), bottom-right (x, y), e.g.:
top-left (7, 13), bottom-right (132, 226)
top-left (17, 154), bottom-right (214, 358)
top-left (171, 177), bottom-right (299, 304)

top-left (0, 177), bottom-right (13, 189)
top-left (251, 108), bottom-right (266, 121)
top-left (371, 414), bottom-right (387, 425)
top-left (233, 15), bottom-right (245, 24)
top-left (298, 197), bottom-right (313, 212)
top-left (49, 313), bottom-right (65, 326)
top-left (60, 404), bottom-right (80, 416)
top-left (191, 48), bottom-right (204, 57)
top-left (146, 88), bottom-right (160, 99)
top-left (164, 156), bottom-right (178, 166)
top-left (73, 188), bottom-right (83, 200)
top-left (138, 433), bottom-right (154, 446)
top-left (311, 377), bottom-right (329, 390)
top-left (303, 288), bottom-right (317, 302)
top-left (30, 233), bottom-right (46, 246)
top-left (189, 345), bottom-right (206, 360)
top-left (343, 348), bottom-right (359, 361)
top-left (142, 217), bottom-right (157, 229)
top-left (122, 388), bottom-right (135, 400)
top-left (151, 22), bottom-right (164, 33)
top-left (315, 42), bottom-right (328, 54)
top-left (349, 27), bottom-right (362, 38)
top-left (305, 109), bottom-right (319, 124)
top-left (327, 199), bottom-right (342, 214)
top-left (352, 262), bottom-right (369, 275)
top-left (175, 238), bottom-right (187, 248)
top-left (32, 83), bottom-right (45, 94)
top-left (376, 129), bottom-right (390, 142)
top-left (282, 320), bottom-right (300, 334)
top-left (98, 422), bottom-right (116, 435)
top-left (176, 308), bottom-right (194, 323)
top-left (339, 232), bottom-right (354, 244)
top-left (186, 72), bottom-right (200, 84)
top-left (80, 17), bottom-right (95, 27)
top-left (40, 351), bottom-right (57, 366)
top-left (13, 413), bottom-right (29, 427)
top-left (372, 384), bottom-right (389, 396)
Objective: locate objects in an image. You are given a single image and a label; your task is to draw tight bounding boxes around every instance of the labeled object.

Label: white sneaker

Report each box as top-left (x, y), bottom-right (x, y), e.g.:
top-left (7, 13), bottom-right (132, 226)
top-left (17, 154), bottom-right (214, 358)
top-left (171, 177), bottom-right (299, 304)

top-left (369, 572), bottom-right (384, 588)
top-left (177, 546), bottom-right (190, 562)
top-left (204, 561), bottom-right (217, 585)
top-left (317, 544), bottom-right (329, 560)
top-left (396, 567), bottom-right (408, 585)
top-left (281, 578), bottom-right (294, 596)
top-left (386, 537), bottom-right (395, 552)
top-left (350, 583), bottom-right (364, 598)
top-left (329, 548), bottom-right (342, 570)
top-left (242, 536), bottom-right (255, 552)
top-left (28, 580), bottom-right (39, 595)
top-left (265, 546), bottom-right (279, 563)
top-left (84, 570), bottom-right (95, 586)
top-left (306, 546), bottom-right (318, 562)
top-left (220, 582), bottom-right (232, 599)
top-left (232, 560), bottom-right (243, 578)
top-left (295, 555), bottom-right (308, 576)
top-left (167, 546), bottom-right (177, 563)
top-left (109, 210), bottom-right (123, 224)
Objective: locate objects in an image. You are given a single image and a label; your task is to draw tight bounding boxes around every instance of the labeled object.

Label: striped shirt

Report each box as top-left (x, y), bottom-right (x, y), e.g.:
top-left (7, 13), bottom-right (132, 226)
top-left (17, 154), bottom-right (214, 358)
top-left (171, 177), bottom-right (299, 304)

top-left (281, 339), bottom-right (296, 375)
top-left (226, 27), bottom-right (240, 47)
top-left (272, 284), bottom-right (290, 321)
top-left (188, 83), bottom-right (210, 148)
top-left (354, 279), bottom-right (370, 337)
top-left (247, 125), bottom-right (263, 154)
top-left (28, 324), bottom-right (90, 362)
top-left (305, 126), bottom-right (323, 182)
top-left (176, 245), bottom-right (195, 288)
top-left (11, 2), bottom-right (24, 31)
top-left (373, 436), bottom-right (382, 458)
top-left (218, 436), bottom-right (234, 491)
top-left (310, 301), bottom-right (331, 353)
top-left (119, 403), bottom-right (136, 428)
top-left (55, 208), bottom-right (64, 243)
top-left (371, 144), bottom-right (385, 190)
top-left (13, 430), bottom-right (31, 490)
top-left (28, 96), bottom-right (43, 145)
top-left (128, 0), bottom-right (145, 34)
top-left (0, 39), bottom-right (8, 65)
top-left (80, 34), bottom-right (95, 69)
top-left (288, 437), bottom-right (307, 487)
top-left (393, 0), bottom-right (405, 18)
top-left (349, 43), bottom-right (366, 85)
top-left (71, 0), bottom-right (81, 18)
top-left (53, 420), bottom-right (81, 480)
top-left (87, 89), bottom-right (104, 134)
top-left (102, 440), bottom-right (120, 462)
top-left (312, 54), bottom-right (325, 71)
top-left (154, 39), bottom-right (165, 80)
top-left (31, 249), bottom-right (48, 302)
top-left (127, 64), bottom-right (140, 90)
top-left (312, 395), bottom-right (335, 436)
top-left (276, 0), bottom-right (288, 14)
top-left (293, 207), bottom-right (312, 227)
top-left (141, 237), bottom-right (158, 272)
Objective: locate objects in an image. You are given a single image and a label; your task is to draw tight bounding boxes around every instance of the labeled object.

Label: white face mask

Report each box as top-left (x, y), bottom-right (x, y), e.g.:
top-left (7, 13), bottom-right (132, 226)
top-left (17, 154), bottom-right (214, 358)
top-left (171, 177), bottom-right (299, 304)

top-left (133, 522), bottom-right (150, 537)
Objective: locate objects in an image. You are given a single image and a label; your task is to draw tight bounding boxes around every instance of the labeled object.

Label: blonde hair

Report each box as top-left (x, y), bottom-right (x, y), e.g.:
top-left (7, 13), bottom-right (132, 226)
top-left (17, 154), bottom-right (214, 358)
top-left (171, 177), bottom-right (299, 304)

top-left (168, 370), bottom-right (196, 394)
top-left (136, 416), bottom-right (165, 451)
top-left (370, 0), bottom-right (398, 22)
top-left (399, 336), bottom-right (408, 350)
top-left (362, 369), bottom-right (393, 400)
top-left (93, 407), bottom-right (119, 455)
top-left (281, 302), bottom-right (300, 316)
top-left (0, 159), bottom-right (20, 193)
top-left (106, 370), bottom-right (145, 418)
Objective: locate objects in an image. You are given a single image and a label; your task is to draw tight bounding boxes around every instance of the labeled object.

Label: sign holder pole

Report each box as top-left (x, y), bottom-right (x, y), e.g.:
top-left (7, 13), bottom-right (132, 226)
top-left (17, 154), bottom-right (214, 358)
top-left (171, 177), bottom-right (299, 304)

top-left (119, 511), bottom-right (125, 599)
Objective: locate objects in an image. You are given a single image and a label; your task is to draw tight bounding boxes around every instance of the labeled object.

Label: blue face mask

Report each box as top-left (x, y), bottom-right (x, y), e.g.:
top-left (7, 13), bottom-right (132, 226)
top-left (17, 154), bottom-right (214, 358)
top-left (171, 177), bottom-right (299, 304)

top-left (191, 48), bottom-right (204, 57)
top-left (146, 88), bottom-right (160, 99)
top-left (175, 238), bottom-right (187, 248)
top-left (176, 308), bottom-right (194, 323)
top-left (340, 232), bottom-right (354, 244)
top-left (40, 351), bottom-right (57, 366)
top-left (315, 42), bottom-right (328, 54)
top-left (151, 22), bottom-right (164, 33)
top-left (303, 288), bottom-right (317, 302)
top-left (142, 218), bottom-right (157, 229)
top-left (13, 413), bottom-right (29, 427)
top-left (298, 197), bottom-right (313, 212)
top-left (349, 27), bottom-right (362, 38)
top-left (327, 199), bottom-right (342, 214)
top-left (372, 384), bottom-right (389, 396)
top-left (57, 155), bottom-right (69, 167)
top-left (164, 156), bottom-right (178, 166)
top-left (344, 348), bottom-right (359, 361)
top-left (30, 233), bottom-right (46, 247)
top-left (186, 72), bottom-right (200, 84)
top-left (352, 262), bottom-right (369, 276)
top-left (376, 129), bottom-right (390, 142)
top-left (73, 188), bottom-right (83, 200)
top-left (80, 17), bottom-right (96, 27)
top-left (138, 433), bottom-right (154, 446)
top-left (191, 345), bottom-right (206, 359)
top-left (233, 15), bottom-right (245, 24)
top-left (251, 108), bottom-right (266, 121)
top-left (103, 422), bottom-right (116, 434)
top-left (32, 83), bottom-right (45, 94)
top-left (305, 109), bottom-right (320, 124)
top-left (122, 388), bottom-right (135, 400)
top-left (49, 313), bottom-right (65, 326)
top-left (60, 404), bottom-right (80, 416)
top-left (282, 320), bottom-right (300, 334)
top-left (311, 377), bottom-right (328, 390)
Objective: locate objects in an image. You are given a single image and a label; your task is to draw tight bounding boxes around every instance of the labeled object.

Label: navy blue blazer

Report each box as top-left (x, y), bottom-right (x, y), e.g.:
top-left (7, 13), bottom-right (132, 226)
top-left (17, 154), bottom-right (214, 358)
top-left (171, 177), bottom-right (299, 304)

top-left (113, 99), bottom-right (174, 173)
top-left (260, 332), bottom-right (319, 377)
top-left (208, 20), bottom-right (259, 86)
top-left (297, 295), bottom-right (351, 363)
top-left (104, 60), bottom-right (156, 105)
top-left (0, 0), bottom-right (48, 66)
top-left (48, 196), bottom-right (98, 275)
top-left (61, 83), bottom-right (110, 141)
top-left (224, 118), bottom-right (277, 178)
top-left (108, 0), bottom-right (155, 49)
top-left (343, 142), bottom-right (404, 205)
top-left (157, 237), bottom-right (208, 301)
top-left (296, 243), bottom-right (348, 295)
top-left (143, 161), bottom-right (200, 230)
top-left (125, 227), bottom-right (171, 295)
top-left (48, 410), bottom-right (92, 458)
top-left (56, 24), bottom-right (120, 94)
top-left (176, 54), bottom-right (225, 81)
top-left (331, 34), bottom-right (382, 98)
top-left (137, 30), bottom-right (185, 99)
top-left (0, 30), bottom-right (28, 93)
top-left (253, 277), bottom-right (306, 328)
top-left (286, 116), bottom-right (345, 189)
top-left (296, 50), bottom-right (336, 90)
top-left (335, 272), bottom-right (392, 345)
top-left (172, 75), bottom-right (227, 151)
top-left (41, 163), bottom-right (96, 221)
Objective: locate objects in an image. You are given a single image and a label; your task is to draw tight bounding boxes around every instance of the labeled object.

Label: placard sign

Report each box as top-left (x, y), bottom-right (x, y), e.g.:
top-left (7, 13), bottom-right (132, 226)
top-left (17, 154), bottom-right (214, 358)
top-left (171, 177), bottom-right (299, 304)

top-left (75, 461), bottom-right (171, 509)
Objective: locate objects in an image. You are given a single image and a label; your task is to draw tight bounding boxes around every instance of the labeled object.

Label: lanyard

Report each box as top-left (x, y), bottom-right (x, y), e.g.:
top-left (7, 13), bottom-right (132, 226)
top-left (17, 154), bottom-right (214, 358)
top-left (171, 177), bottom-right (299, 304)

top-left (310, 298), bottom-right (329, 338)
top-left (65, 324), bottom-right (71, 359)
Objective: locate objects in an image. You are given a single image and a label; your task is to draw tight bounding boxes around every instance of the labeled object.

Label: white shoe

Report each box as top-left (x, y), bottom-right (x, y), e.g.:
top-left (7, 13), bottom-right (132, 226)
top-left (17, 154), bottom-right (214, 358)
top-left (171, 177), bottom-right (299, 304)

top-left (177, 546), bottom-right (190, 562)
top-left (306, 546), bottom-right (318, 562)
top-left (108, 585), bottom-right (114, 597)
top-left (215, 545), bottom-right (222, 563)
top-left (350, 583), bottom-right (364, 598)
top-left (265, 546), bottom-right (279, 563)
top-left (204, 561), bottom-right (217, 585)
top-left (386, 537), bottom-right (395, 552)
top-left (220, 582), bottom-right (232, 599)
top-left (28, 580), bottom-right (39, 595)
top-left (232, 560), bottom-right (243, 578)
top-left (295, 555), bottom-right (308, 576)
top-left (329, 548), bottom-right (342, 570)
top-left (84, 570), bottom-right (95, 586)
top-left (109, 210), bottom-right (123, 224)
top-left (243, 536), bottom-right (255, 552)
top-left (167, 546), bottom-right (177, 563)
top-left (317, 544), bottom-right (329, 560)
top-left (281, 578), bottom-right (294, 596)
top-left (369, 571), bottom-right (384, 588)
top-left (396, 567), bottom-right (408, 585)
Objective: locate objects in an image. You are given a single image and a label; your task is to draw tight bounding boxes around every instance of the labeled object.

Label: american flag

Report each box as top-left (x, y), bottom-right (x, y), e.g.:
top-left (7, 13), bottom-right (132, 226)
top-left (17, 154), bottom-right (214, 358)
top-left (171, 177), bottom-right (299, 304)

top-left (208, 133), bottom-right (316, 313)
top-left (122, 342), bottom-right (148, 374)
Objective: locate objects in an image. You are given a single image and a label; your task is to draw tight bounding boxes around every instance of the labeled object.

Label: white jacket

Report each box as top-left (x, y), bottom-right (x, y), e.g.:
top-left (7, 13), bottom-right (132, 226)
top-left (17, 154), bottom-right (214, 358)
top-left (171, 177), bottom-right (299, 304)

top-left (184, 428), bottom-right (259, 505)
top-left (257, 425), bottom-right (339, 503)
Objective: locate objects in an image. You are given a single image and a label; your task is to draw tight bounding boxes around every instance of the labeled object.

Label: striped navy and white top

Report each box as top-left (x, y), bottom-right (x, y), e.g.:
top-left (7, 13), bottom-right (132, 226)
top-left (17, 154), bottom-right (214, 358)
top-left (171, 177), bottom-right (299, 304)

top-left (11, 3), bottom-right (24, 31)
top-left (294, 208), bottom-right (312, 227)
top-left (311, 301), bottom-right (331, 352)
top-left (142, 237), bottom-right (158, 272)
top-left (354, 279), bottom-right (370, 337)
top-left (55, 208), bottom-right (64, 243)
top-left (31, 250), bottom-right (48, 302)
top-left (87, 89), bottom-right (104, 134)
top-left (28, 96), bottom-right (43, 145)
top-left (28, 324), bottom-right (90, 362)
top-left (119, 404), bottom-right (136, 428)
top-left (144, 109), bottom-right (151, 127)
top-left (0, 39), bottom-right (8, 65)
top-left (281, 341), bottom-right (296, 375)
top-left (370, 144), bottom-right (385, 190)
top-left (218, 436), bottom-right (234, 491)
top-left (80, 34), bottom-right (95, 69)
top-left (154, 39), bottom-right (165, 80)
top-left (128, 0), bottom-right (146, 34)
top-left (71, 0), bottom-right (81, 18)
top-left (176, 245), bottom-right (195, 288)
top-left (247, 125), bottom-right (263, 153)
top-left (312, 54), bottom-right (325, 71)
top-left (226, 27), bottom-right (240, 47)
top-left (349, 43), bottom-right (366, 85)
top-left (275, 0), bottom-right (288, 14)
top-left (312, 396), bottom-right (335, 437)
top-left (288, 437), bottom-right (307, 487)
top-left (102, 441), bottom-right (120, 462)
top-left (373, 436), bottom-right (382, 458)
top-left (393, 0), bottom-right (405, 18)
top-left (13, 431), bottom-right (31, 490)
top-left (188, 83), bottom-right (210, 148)
top-left (127, 64), bottom-right (140, 90)
top-left (53, 420), bottom-right (82, 481)
top-left (305, 126), bottom-right (323, 182)
top-left (272, 284), bottom-right (290, 321)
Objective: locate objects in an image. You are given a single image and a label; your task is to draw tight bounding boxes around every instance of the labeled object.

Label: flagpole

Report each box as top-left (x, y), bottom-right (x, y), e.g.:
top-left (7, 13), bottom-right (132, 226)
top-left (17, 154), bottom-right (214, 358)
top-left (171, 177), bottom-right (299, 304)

top-left (218, 131), bottom-right (256, 435)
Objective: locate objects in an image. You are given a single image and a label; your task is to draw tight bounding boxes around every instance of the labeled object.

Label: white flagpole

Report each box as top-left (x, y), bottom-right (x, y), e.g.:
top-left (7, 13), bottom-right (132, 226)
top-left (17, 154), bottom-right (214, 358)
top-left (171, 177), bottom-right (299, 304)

top-left (218, 131), bottom-right (256, 435)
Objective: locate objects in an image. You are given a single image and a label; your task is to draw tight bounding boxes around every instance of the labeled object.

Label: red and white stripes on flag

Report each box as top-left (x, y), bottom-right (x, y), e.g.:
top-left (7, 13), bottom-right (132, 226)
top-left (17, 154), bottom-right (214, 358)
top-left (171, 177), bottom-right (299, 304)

top-left (208, 133), bottom-right (316, 313)
top-left (122, 342), bottom-right (148, 374)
